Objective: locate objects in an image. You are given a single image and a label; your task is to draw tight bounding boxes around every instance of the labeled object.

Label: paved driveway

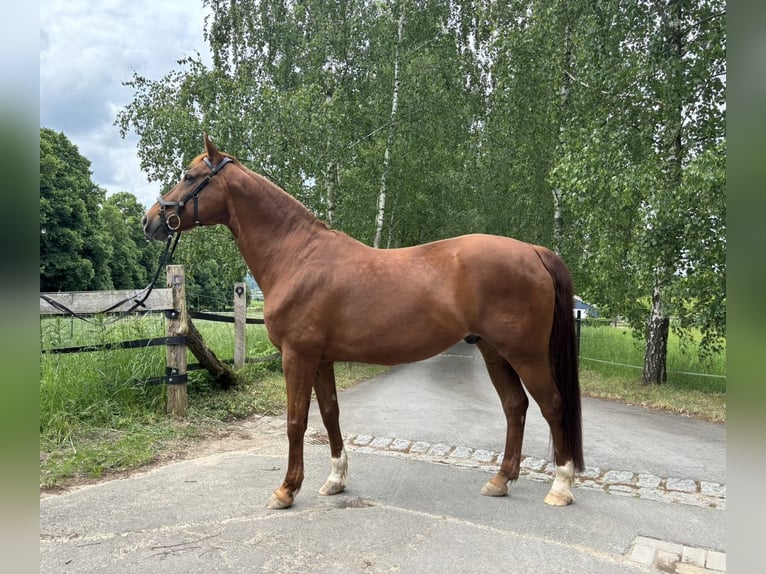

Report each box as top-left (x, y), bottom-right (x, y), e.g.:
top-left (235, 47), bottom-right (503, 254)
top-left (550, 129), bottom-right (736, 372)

top-left (41, 343), bottom-right (726, 573)
top-left (310, 341), bottom-right (725, 485)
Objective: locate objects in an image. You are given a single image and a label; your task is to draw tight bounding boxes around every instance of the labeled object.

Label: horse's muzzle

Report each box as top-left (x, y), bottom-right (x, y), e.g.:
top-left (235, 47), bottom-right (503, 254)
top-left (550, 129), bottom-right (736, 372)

top-left (142, 214), bottom-right (170, 241)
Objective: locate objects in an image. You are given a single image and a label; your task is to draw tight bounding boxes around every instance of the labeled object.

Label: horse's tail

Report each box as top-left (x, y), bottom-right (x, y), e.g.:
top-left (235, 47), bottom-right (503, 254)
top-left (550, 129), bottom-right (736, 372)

top-left (535, 246), bottom-right (584, 472)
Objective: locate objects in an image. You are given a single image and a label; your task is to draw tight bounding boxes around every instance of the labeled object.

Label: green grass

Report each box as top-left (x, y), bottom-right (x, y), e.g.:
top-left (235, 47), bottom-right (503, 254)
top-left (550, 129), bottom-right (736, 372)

top-left (40, 313), bottom-right (725, 489)
top-left (40, 313), bottom-right (384, 489)
top-left (577, 321), bottom-right (725, 422)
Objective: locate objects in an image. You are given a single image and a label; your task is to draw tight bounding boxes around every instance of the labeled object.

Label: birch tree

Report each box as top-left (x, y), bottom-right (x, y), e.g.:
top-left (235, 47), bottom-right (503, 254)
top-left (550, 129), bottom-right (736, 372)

top-left (550, 0), bottom-right (726, 379)
top-left (114, 0), bottom-right (725, 379)
top-left (373, 3), bottom-right (405, 248)
top-left (471, 0), bottom-right (579, 249)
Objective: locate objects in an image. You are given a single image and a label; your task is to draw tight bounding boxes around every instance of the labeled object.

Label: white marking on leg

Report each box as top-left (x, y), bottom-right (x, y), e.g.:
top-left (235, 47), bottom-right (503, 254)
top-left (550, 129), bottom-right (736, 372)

top-left (329, 448), bottom-right (348, 482)
top-left (552, 461), bottom-right (573, 492)
top-left (544, 460), bottom-right (575, 506)
top-left (319, 447), bottom-right (348, 496)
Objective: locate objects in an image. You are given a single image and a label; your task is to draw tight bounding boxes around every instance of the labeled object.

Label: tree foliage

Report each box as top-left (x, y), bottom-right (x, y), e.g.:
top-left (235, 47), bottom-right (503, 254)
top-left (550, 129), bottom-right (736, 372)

top-left (40, 128), bottom-right (163, 293)
top-left (115, 0), bottom-right (725, 365)
top-left (548, 0), bottom-right (726, 364)
top-left (40, 127), bottom-right (110, 291)
top-left (99, 192), bottom-right (159, 289)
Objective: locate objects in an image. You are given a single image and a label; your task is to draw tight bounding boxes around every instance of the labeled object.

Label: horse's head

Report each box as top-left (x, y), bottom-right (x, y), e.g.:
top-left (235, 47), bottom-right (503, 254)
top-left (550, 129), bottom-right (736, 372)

top-left (142, 134), bottom-right (235, 241)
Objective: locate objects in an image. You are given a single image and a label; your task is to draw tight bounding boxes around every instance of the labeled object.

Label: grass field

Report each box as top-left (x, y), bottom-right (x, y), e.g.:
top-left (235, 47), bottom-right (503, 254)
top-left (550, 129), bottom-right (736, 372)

top-left (39, 311), bottom-right (385, 488)
top-left (40, 312), bottom-right (725, 489)
top-left (577, 320), bottom-right (725, 422)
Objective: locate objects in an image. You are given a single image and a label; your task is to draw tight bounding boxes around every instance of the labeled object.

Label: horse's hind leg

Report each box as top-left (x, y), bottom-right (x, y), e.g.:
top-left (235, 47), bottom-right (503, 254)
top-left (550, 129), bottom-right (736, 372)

top-left (314, 361), bottom-right (347, 496)
top-left (515, 360), bottom-right (575, 506)
top-left (477, 340), bottom-right (529, 498)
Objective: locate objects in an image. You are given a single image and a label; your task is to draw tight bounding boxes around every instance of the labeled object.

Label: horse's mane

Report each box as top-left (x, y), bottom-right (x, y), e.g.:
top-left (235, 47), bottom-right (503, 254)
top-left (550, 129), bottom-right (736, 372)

top-left (190, 153), bottom-right (207, 166)
top-left (190, 152), bottom-right (240, 167)
top-left (191, 152), bottom-right (332, 232)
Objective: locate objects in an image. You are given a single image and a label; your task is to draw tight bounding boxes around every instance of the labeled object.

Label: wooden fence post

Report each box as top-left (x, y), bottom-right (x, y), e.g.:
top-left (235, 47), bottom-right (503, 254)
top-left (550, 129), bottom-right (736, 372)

top-left (576, 309), bottom-right (582, 357)
top-left (233, 282), bottom-right (246, 370)
top-left (166, 265), bottom-right (188, 417)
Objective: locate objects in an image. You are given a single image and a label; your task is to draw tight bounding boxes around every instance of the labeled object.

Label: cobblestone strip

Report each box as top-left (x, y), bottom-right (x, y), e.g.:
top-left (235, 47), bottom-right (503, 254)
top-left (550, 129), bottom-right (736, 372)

top-left (335, 432), bottom-right (726, 511)
top-left (628, 535), bottom-right (726, 573)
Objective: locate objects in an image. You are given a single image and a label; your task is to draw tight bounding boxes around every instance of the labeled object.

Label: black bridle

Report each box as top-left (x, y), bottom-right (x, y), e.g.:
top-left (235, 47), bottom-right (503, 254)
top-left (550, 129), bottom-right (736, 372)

top-left (40, 156), bottom-right (235, 325)
top-left (157, 156), bottom-right (234, 232)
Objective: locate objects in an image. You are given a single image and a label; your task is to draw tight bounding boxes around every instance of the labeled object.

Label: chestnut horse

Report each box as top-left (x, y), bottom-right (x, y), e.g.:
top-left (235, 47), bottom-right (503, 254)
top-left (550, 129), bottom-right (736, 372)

top-left (143, 135), bottom-right (584, 509)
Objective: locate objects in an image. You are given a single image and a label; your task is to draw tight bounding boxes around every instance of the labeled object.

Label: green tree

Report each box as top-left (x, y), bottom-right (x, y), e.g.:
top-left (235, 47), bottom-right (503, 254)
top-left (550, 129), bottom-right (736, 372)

top-left (40, 127), bottom-right (111, 291)
top-left (114, 0), bottom-right (725, 379)
top-left (462, 0), bottom-right (578, 248)
top-left (373, 0), bottom-right (486, 247)
top-left (116, 0), bottom-right (382, 291)
top-left (100, 192), bottom-right (163, 289)
top-left (116, 0), bottom-right (486, 249)
top-left (118, 0), bottom-right (378, 218)
top-left (549, 0), bottom-right (726, 379)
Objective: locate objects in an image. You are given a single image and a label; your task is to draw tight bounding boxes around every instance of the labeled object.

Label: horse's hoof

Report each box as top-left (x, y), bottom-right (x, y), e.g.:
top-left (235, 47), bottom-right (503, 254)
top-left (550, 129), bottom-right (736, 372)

top-left (266, 490), bottom-right (294, 509)
top-left (544, 489), bottom-right (574, 506)
top-left (480, 479), bottom-right (508, 497)
top-left (319, 480), bottom-right (346, 496)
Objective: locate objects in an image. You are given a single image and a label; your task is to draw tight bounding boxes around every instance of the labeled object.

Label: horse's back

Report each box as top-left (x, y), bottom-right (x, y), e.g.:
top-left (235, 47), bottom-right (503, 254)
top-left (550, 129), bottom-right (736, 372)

top-left (275, 232), bottom-right (557, 364)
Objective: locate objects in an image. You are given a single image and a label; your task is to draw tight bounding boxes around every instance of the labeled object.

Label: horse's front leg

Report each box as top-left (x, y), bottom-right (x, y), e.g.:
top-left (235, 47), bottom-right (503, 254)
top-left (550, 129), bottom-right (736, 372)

top-left (314, 362), bottom-right (348, 496)
top-left (267, 349), bottom-right (316, 509)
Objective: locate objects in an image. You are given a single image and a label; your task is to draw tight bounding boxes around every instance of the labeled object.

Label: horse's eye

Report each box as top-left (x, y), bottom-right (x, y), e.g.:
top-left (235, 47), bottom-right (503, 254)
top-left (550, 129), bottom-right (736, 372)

top-left (184, 173), bottom-right (195, 183)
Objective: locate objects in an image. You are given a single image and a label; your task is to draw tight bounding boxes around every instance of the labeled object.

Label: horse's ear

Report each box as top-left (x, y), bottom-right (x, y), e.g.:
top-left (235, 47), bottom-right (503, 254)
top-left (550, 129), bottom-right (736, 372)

top-left (203, 133), bottom-right (223, 164)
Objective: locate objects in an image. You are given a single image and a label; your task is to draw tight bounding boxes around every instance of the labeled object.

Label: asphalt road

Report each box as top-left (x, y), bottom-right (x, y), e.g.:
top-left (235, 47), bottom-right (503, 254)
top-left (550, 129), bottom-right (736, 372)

top-left (40, 342), bottom-right (726, 573)
top-left (309, 341), bottom-right (726, 485)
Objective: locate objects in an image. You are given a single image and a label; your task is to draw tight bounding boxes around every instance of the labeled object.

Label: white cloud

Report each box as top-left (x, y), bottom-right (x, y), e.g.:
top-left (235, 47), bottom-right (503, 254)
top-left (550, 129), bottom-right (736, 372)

top-left (40, 0), bottom-right (211, 207)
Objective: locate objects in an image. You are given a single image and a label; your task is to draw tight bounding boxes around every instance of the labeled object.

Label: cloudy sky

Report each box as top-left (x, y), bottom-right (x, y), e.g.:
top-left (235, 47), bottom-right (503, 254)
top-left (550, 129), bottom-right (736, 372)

top-left (40, 1), bottom-right (211, 207)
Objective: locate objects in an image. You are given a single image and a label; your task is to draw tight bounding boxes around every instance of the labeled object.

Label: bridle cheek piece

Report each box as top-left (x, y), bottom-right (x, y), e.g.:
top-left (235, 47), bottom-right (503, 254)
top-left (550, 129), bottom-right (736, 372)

top-left (157, 156), bottom-right (234, 234)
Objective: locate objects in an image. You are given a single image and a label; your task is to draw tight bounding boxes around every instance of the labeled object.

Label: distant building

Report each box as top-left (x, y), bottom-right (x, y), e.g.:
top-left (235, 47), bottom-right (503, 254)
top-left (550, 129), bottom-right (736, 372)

top-left (573, 295), bottom-right (598, 319)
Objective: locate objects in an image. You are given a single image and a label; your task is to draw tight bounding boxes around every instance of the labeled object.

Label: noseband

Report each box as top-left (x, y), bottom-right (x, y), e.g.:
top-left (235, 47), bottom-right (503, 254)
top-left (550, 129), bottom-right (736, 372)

top-left (157, 156), bottom-right (234, 232)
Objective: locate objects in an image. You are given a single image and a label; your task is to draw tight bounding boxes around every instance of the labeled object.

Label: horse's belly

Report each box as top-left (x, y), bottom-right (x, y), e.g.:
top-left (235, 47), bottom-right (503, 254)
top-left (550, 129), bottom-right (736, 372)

top-left (323, 313), bottom-right (467, 365)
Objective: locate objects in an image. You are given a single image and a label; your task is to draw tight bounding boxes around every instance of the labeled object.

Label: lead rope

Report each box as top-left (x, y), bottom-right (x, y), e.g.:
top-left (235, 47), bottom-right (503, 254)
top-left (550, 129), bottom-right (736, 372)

top-left (40, 233), bottom-right (181, 326)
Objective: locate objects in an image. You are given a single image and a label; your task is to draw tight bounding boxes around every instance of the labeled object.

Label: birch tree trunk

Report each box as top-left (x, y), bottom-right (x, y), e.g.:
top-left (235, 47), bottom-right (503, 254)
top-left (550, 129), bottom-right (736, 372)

top-left (552, 189), bottom-right (564, 255)
top-left (373, 4), bottom-right (405, 248)
top-left (643, 0), bottom-right (683, 385)
top-left (643, 276), bottom-right (669, 385)
top-left (552, 20), bottom-right (572, 256)
top-left (326, 161), bottom-right (338, 227)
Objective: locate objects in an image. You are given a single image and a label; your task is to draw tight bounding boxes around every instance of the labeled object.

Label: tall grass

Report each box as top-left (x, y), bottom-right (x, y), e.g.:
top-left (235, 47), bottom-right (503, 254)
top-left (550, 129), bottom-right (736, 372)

top-left (39, 310), bottom-right (384, 488)
top-left (40, 311), bottom-right (275, 484)
top-left (40, 312), bottom-right (725, 487)
top-left (577, 320), bottom-right (725, 421)
top-left (40, 314), bottom-right (167, 444)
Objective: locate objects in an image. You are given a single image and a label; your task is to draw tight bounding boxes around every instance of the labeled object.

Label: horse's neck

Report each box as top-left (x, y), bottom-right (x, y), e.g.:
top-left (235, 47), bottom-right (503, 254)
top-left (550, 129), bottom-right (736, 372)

top-left (225, 170), bottom-right (329, 295)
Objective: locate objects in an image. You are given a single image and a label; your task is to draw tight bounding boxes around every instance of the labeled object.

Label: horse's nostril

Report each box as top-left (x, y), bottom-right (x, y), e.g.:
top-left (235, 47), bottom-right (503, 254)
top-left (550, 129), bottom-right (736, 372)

top-left (141, 215), bottom-right (148, 228)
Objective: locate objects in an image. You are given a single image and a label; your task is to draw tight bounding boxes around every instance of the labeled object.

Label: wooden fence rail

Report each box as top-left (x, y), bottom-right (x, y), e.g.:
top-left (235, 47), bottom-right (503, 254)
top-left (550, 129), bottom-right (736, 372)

top-left (41, 265), bottom-right (188, 416)
top-left (39, 267), bottom-right (267, 417)
top-left (39, 288), bottom-right (174, 315)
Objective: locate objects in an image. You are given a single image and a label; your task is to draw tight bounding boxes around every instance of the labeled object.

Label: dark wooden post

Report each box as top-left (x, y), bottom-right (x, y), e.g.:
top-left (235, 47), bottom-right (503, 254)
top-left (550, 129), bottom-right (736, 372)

top-left (233, 282), bottom-right (247, 370)
top-left (166, 265), bottom-right (188, 417)
top-left (575, 309), bottom-right (582, 357)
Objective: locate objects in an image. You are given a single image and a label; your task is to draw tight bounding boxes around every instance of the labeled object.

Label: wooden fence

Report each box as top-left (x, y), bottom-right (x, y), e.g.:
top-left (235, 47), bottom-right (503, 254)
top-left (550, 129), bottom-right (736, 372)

top-left (40, 265), bottom-right (267, 417)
